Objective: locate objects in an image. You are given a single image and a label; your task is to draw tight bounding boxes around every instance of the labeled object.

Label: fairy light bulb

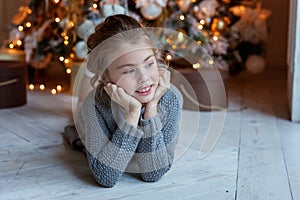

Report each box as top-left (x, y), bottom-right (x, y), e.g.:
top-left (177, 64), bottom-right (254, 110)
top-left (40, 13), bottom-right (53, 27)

top-left (55, 17), bottom-right (60, 23)
top-left (51, 89), bottom-right (57, 95)
top-left (16, 40), bottom-right (22, 46)
top-left (213, 35), bottom-right (218, 41)
top-left (179, 15), bottom-right (185, 21)
top-left (198, 24), bottom-right (203, 30)
top-left (27, 9), bottom-right (32, 14)
top-left (39, 84), bottom-right (45, 91)
top-left (200, 20), bottom-right (205, 25)
top-left (53, 0), bottom-right (60, 4)
top-left (18, 26), bottom-right (24, 32)
top-left (59, 56), bottom-right (65, 62)
top-left (9, 43), bottom-right (14, 49)
top-left (64, 58), bottom-right (70, 65)
top-left (25, 22), bottom-right (31, 28)
top-left (166, 54), bottom-right (172, 61)
top-left (56, 85), bottom-right (62, 92)
top-left (193, 63), bottom-right (201, 69)
top-left (209, 59), bottom-right (214, 65)
top-left (28, 84), bottom-right (34, 90)
top-left (93, 3), bottom-right (98, 8)
top-left (66, 68), bottom-right (72, 74)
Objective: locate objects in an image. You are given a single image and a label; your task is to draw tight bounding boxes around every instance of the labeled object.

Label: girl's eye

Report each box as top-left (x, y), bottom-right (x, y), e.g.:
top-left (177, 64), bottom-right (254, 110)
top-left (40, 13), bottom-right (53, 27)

top-left (123, 68), bottom-right (135, 74)
top-left (145, 62), bottom-right (154, 68)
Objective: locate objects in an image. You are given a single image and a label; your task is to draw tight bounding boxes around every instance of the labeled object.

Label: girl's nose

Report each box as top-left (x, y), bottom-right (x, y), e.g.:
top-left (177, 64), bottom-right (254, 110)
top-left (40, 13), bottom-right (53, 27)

top-left (136, 67), bottom-right (149, 84)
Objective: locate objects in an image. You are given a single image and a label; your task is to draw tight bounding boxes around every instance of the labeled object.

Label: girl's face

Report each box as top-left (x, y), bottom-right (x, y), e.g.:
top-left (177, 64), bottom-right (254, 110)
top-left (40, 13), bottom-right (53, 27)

top-left (107, 44), bottom-right (159, 104)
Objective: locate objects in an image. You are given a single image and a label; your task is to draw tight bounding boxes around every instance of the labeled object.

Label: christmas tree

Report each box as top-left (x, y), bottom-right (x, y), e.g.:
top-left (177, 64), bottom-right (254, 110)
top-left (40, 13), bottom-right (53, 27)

top-left (3, 0), bottom-right (270, 75)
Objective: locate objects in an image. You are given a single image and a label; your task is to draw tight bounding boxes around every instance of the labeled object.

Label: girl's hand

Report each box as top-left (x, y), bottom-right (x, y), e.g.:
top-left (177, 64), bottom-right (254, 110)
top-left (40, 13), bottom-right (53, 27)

top-left (144, 68), bottom-right (170, 119)
top-left (104, 83), bottom-right (142, 127)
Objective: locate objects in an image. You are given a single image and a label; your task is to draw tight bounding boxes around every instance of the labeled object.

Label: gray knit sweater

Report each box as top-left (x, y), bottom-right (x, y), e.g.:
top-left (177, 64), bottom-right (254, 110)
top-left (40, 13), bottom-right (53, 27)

top-left (77, 84), bottom-right (183, 187)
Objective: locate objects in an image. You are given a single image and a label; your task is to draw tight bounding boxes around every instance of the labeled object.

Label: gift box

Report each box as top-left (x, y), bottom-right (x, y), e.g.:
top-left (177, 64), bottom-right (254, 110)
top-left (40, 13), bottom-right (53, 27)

top-left (0, 49), bottom-right (27, 108)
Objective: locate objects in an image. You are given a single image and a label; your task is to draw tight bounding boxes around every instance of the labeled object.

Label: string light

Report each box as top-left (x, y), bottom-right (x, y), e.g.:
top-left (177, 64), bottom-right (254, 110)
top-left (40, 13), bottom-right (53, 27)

top-left (9, 43), bottom-right (14, 49)
top-left (28, 84), bottom-right (35, 90)
top-left (209, 59), bottom-right (214, 65)
top-left (18, 26), bottom-right (24, 32)
top-left (27, 9), bottom-right (32, 14)
top-left (93, 3), bottom-right (98, 9)
top-left (66, 68), bottom-right (72, 74)
top-left (39, 84), bottom-right (45, 91)
top-left (213, 35), bottom-right (218, 41)
top-left (200, 20), bottom-right (205, 25)
top-left (51, 89), bottom-right (57, 95)
top-left (55, 17), bottom-right (60, 23)
top-left (59, 56), bottom-right (65, 62)
top-left (193, 63), bottom-right (201, 69)
top-left (25, 22), bottom-right (31, 28)
top-left (198, 24), bottom-right (203, 30)
top-left (197, 41), bottom-right (202, 45)
top-left (64, 58), bottom-right (70, 65)
top-left (179, 15), bottom-right (185, 21)
top-left (56, 85), bottom-right (62, 92)
top-left (166, 54), bottom-right (172, 61)
top-left (16, 40), bottom-right (22, 46)
top-left (53, 0), bottom-right (60, 4)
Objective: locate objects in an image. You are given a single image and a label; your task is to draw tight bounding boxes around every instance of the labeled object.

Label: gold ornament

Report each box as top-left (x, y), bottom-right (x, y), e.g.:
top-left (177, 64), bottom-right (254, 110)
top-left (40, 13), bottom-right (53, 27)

top-left (211, 17), bottom-right (230, 34)
top-left (177, 0), bottom-right (191, 12)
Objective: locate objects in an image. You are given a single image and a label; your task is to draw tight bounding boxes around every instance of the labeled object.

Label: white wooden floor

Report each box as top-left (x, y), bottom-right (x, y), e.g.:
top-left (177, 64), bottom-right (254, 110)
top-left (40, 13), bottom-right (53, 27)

top-left (0, 70), bottom-right (299, 200)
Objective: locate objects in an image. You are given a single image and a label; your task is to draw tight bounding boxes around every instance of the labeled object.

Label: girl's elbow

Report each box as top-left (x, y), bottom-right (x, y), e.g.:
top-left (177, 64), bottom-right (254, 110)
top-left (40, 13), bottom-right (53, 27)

top-left (140, 165), bottom-right (171, 182)
top-left (94, 176), bottom-right (118, 188)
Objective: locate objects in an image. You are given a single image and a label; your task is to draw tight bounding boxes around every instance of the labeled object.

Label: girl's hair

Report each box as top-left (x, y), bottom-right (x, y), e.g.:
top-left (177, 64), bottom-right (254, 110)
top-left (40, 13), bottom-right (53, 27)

top-left (87, 14), bottom-right (151, 87)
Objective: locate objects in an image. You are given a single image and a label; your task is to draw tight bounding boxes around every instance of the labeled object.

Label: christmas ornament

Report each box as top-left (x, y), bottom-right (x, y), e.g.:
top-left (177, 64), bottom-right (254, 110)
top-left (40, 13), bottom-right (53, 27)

top-left (245, 54), bottom-right (266, 73)
top-left (77, 20), bottom-right (95, 42)
top-left (75, 41), bottom-right (88, 59)
top-left (177, 0), bottom-right (191, 12)
top-left (193, 0), bottom-right (219, 20)
top-left (211, 17), bottom-right (230, 34)
top-left (136, 0), bottom-right (167, 20)
top-left (230, 2), bottom-right (271, 44)
top-left (102, 4), bottom-right (126, 17)
top-left (140, 3), bottom-right (163, 20)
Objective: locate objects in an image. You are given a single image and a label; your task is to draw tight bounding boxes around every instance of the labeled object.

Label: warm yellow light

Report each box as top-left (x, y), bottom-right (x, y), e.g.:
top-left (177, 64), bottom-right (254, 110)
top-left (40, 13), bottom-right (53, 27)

top-left (93, 3), bottom-right (98, 8)
top-left (209, 59), bottom-right (214, 65)
top-left (197, 41), bottom-right (202, 45)
top-left (18, 26), bottom-right (24, 32)
top-left (166, 38), bottom-right (172, 44)
top-left (66, 68), bottom-right (72, 74)
top-left (179, 15), bottom-right (185, 21)
top-left (70, 53), bottom-right (75, 58)
top-left (172, 45), bottom-right (177, 49)
top-left (213, 36), bottom-right (218, 41)
top-left (56, 85), bottom-right (62, 92)
top-left (9, 43), bottom-right (14, 49)
top-left (27, 9), bottom-right (32, 14)
top-left (166, 54), bottom-right (172, 61)
top-left (198, 24), bottom-right (203, 30)
top-left (193, 63), bottom-right (201, 69)
top-left (64, 36), bottom-right (69, 40)
top-left (64, 40), bottom-right (69, 45)
top-left (25, 22), bottom-right (31, 28)
top-left (51, 89), bottom-right (57, 95)
top-left (181, 44), bottom-right (186, 49)
top-left (16, 40), bottom-right (22, 46)
top-left (39, 84), bottom-right (45, 90)
top-left (200, 20), bottom-right (205, 25)
top-left (55, 17), bottom-right (60, 23)
top-left (69, 22), bottom-right (75, 27)
top-left (59, 56), bottom-right (65, 62)
top-left (28, 84), bottom-right (34, 90)
top-left (53, 0), bottom-right (60, 3)
top-left (61, 32), bottom-right (66, 37)
top-left (64, 58), bottom-right (70, 64)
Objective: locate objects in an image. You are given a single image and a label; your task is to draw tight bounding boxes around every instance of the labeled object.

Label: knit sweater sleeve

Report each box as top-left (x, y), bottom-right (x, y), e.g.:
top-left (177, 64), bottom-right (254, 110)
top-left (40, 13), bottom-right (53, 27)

top-left (135, 85), bottom-right (183, 182)
top-left (78, 90), bottom-right (143, 188)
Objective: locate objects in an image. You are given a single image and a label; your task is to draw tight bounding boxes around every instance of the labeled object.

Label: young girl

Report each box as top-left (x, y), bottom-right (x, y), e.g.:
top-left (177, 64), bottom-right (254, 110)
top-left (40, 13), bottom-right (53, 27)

top-left (75, 14), bottom-right (183, 188)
